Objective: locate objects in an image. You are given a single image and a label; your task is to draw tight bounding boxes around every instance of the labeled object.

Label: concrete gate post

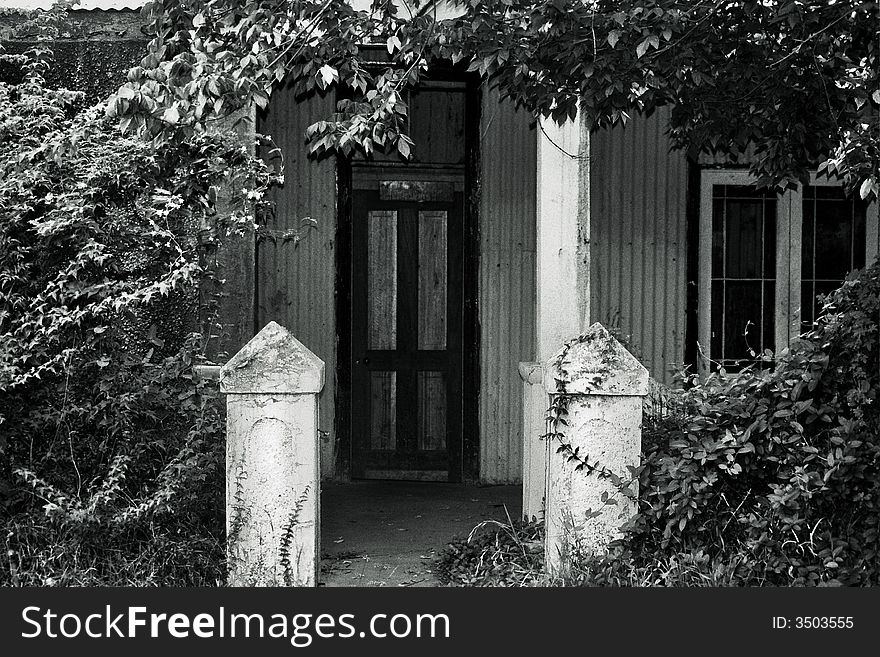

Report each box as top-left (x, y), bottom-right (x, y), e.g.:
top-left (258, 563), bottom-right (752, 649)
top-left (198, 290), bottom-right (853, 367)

top-left (543, 323), bottom-right (648, 577)
top-left (221, 321), bottom-right (324, 586)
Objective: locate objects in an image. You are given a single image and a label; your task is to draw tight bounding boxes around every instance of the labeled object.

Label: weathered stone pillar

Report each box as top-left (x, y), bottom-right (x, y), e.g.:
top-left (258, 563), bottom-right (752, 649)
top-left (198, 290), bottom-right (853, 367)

top-left (543, 323), bottom-right (647, 577)
top-left (221, 321), bottom-right (324, 586)
top-left (522, 111), bottom-right (591, 520)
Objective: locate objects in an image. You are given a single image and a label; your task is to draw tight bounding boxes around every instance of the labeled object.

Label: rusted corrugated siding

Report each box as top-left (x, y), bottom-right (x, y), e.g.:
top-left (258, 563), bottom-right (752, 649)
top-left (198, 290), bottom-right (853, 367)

top-left (589, 107), bottom-right (688, 382)
top-left (257, 89), bottom-right (338, 477)
top-left (478, 86), bottom-right (537, 484)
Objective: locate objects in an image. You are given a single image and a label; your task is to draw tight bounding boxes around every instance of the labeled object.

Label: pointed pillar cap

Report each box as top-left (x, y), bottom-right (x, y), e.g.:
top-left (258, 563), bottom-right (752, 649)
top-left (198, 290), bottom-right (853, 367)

top-left (545, 323), bottom-right (648, 396)
top-left (220, 321), bottom-right (325, 394)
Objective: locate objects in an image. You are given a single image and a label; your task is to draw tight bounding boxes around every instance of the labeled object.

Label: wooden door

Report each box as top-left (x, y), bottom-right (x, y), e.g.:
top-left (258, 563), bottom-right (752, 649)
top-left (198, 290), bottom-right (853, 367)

top-left (351, 181), bottom-right (464, 481)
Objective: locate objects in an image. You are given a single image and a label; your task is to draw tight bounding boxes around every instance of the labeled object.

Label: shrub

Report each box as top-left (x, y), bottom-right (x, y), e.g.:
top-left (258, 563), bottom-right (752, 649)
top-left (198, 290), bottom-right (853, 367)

top-left (577, 261), bottom-right (880, 586)
top-left (0, 47), bottom-right (278, 585)
top-left (438, 264), bottom-right (877, 588)
top-left (435, 518), bottom-right (545, 587)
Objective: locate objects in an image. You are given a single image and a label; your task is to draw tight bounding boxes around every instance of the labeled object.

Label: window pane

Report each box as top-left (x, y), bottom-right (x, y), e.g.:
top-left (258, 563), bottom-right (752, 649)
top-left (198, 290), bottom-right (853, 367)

top-left (723, 281), bottom-right (764, 362)
top-left (368, 210), bottom-right (397, 349)
top-left (418, 210), bottom-right (447, 350)
top-left (762, 280), bottom-right (775, 355)
top-left (854, 206), bottom-right (867, 269)
top-left (800, 185), bottom-right (868, 331)
top-left (801, 284), bottom-right (816, 330)
top-left (813, 185), bottom-right (843, 200)
top-left (814, 200), bottom-right (853, 280)
top-left (712, 197), bottom-right (724, 277)
top-left (802, 199), bottom-right (815, 280)
top-left (725, 200), bottom-right (764, 278)
top-left (763, 200), bottom-right (776, 278)
top-left (726, 185), bottom-right (773, 198)
top-left (711, 281), bottom-right (723, 361)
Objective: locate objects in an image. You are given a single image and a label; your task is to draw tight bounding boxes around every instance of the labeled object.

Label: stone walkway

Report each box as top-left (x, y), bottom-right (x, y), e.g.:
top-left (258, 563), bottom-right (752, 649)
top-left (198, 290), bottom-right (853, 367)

top-left (319, 481), bottom-right (521, 587)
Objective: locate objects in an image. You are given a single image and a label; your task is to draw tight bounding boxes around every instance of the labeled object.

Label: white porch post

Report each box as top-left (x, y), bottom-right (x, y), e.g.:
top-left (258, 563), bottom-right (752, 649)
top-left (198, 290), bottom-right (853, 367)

top-left (520, 111), bottom-right (590, 520)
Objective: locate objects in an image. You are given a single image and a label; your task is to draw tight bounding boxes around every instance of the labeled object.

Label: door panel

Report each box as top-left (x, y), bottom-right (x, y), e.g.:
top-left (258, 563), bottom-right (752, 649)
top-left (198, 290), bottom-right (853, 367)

top-left (369, 371), bottom-right (397, 450)
top-left (351, 186), bottom-right (464, 481)
top-left (367, 210), bottom-right (398, 350)
top-left (417, 371), bottom-right (447, 451)
top-left (418, 210), bottom-right (448, 350)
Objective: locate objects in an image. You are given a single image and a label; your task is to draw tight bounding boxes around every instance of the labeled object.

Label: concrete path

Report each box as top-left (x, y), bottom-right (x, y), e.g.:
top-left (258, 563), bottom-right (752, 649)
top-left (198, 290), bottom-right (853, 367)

top-left (319, 481), bottom-right (521, 587)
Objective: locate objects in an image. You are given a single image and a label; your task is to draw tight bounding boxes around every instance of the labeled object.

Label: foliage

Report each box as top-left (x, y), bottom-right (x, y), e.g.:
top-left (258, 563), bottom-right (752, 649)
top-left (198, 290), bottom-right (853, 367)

top-left (435, 516), bottom-right (544, 587)
top-left (565, 546), bottom-right (779, 586)
top-left (2, 510), bottom-right (225, 586)
top-left (445, 264), bottom-right (878, 588)
top-left (580, 260), bottom-right (880, 586)
top-left (0, 46), bottom-right (278, 585)
top-left (114, 0), bottom-right (878, 198)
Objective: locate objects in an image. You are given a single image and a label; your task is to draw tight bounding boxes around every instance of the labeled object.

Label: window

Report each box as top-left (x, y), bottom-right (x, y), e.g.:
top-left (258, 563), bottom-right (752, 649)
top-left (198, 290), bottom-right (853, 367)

top-left (699, 170), bottom-right (878, 372)
top-left (708, 184), bottom-right (777, 368)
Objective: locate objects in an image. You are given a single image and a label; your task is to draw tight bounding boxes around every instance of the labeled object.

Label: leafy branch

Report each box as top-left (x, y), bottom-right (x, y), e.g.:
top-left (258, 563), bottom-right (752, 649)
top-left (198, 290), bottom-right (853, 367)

top-left (109, 0), bottom-right (878, 199)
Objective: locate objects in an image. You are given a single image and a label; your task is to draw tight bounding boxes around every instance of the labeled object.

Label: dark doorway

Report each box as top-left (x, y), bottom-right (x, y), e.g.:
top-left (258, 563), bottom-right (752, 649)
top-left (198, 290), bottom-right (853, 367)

top-left (350, 182), bottom-right (465, 481)
top-left (337, 76), bottom-right (480, 483)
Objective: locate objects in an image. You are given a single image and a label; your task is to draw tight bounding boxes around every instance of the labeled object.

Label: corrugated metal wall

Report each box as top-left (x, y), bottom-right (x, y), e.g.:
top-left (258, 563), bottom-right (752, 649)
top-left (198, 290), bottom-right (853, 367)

top-left (258, 84), bottom-right (539, 483)
top-left (589, 107), bottom-right (688, 382)
top-left (478, 86), bottom-right (537, 483)
top-left (257, 89), bottom-right (338, 477)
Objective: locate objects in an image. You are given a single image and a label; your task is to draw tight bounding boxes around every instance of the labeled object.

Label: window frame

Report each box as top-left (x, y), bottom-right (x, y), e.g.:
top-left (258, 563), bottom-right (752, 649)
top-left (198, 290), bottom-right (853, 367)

top-left (698, 169), bottom-right (879, 374)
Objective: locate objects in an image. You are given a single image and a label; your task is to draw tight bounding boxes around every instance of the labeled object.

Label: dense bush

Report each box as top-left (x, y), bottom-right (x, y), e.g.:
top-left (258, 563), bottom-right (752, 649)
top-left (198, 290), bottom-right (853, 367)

top-left (574, 261), bottom-right (880, 586)
top-left (439, 263), bottom-right (878, 587)
top-left (0, 47), bottom-right (277, 585)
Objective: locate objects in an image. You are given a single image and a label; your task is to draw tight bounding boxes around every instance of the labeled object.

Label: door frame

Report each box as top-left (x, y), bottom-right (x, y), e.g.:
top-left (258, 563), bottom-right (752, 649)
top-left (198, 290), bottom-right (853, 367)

top-left (335, 73), bottom-right (481, 483)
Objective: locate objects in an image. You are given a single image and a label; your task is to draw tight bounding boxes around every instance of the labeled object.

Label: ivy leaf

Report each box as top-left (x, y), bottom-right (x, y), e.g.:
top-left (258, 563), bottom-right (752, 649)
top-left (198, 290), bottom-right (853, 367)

top-left (607, 30), bottom-right (621, 48)
top-left (386, 35), bottom-right (401, 54)
top-left (397, 137), bottom-right (411, 159)
top-left (636, 35), bottom-right (659, 58)
top-left (161, 106), bottom-right (180, 125)
top-left (318, 65), bottom-right (338, 89)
